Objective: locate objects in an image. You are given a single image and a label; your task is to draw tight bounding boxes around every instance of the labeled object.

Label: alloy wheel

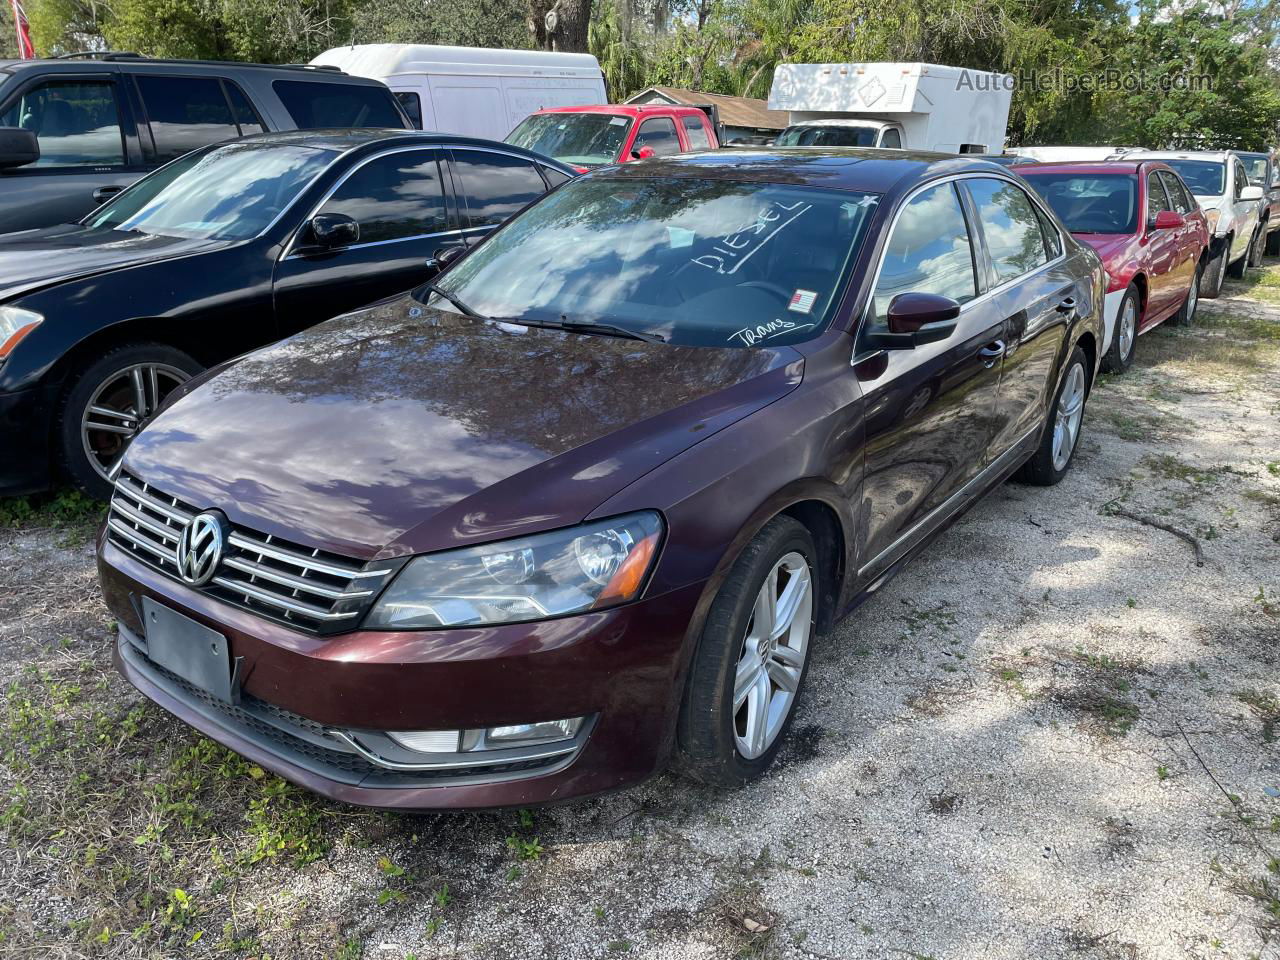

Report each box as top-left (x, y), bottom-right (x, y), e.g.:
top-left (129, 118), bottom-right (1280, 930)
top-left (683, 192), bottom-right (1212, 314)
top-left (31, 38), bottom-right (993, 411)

top-left (732, 551), bottom-right (813, 760)
top-left (1051, 363), bottom-right (1086, 472)
top-left (80, 363), bottom-right (191, 484)
top-left (1118, 296), bottom-right (1137, 362)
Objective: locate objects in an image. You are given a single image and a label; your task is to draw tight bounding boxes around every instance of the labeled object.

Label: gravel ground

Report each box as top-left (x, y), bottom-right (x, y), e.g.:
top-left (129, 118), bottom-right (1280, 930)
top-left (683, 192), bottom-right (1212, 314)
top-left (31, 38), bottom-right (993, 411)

top-left (1, 273), bottom-right (1278, 960)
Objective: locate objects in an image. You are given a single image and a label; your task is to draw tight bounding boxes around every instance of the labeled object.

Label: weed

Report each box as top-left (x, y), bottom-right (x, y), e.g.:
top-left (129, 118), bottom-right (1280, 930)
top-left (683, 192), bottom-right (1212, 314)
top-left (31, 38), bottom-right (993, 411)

top-left (1236, 689), bottom-right (1280, 743)
top-left (1157, 765), bottom-right (1170, 781)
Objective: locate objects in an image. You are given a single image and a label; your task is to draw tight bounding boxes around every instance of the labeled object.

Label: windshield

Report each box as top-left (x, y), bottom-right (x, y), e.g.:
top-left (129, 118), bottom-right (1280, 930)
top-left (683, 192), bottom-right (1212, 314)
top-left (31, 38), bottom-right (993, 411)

top-left (1021, 173), bottom-right (1138, 234)
top-left (1160, 160), bottom-right (1225, 197)
top-left (1237, 152), bottom-right (1270, 186)
top-left (506, 113), bottom-right (632, 167)
top-left (84, 141), bottom-right (334, 240)
top-left (776, 125), bottom-right (878, 148)
top-left (425, 176), bottom-right (878, 347)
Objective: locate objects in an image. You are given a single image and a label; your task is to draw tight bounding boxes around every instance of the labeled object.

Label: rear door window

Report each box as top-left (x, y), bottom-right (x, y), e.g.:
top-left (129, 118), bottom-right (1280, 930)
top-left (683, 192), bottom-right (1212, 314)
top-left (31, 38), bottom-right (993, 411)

top-left (871, 181), bottom-right (977, 323)
top-left (0, 79), bottom-right (126, 167)
top-left (450, 149), bottom-right (547, 229)
top-left (224, 81), bottom-right (265, 136)
top-left (964, 177), bottom-right (1050, 284)
top-left (682, 114), bottom-right (711, 150)
top-left (272, 80), bottom-right (407, 129)
top-left (635, 117), bottom-right (680, 156)
top-left (315, 149), bottom-right (448, 245)
top-left (135, 75), bottom-right (239, 162)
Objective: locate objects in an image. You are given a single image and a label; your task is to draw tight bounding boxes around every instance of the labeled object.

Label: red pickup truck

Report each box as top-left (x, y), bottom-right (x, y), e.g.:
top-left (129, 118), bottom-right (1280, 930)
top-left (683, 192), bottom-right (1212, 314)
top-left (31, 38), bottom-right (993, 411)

top-left (505, 104), bottom-right (720, 172)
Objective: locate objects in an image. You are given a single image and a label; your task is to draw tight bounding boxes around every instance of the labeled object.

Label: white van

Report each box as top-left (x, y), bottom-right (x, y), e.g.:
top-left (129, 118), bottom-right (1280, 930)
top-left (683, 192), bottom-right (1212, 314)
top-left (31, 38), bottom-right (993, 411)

top-left (310, 44), bottom-right (606, 141)
top-left (768, 62), bottom-right (1012, 154)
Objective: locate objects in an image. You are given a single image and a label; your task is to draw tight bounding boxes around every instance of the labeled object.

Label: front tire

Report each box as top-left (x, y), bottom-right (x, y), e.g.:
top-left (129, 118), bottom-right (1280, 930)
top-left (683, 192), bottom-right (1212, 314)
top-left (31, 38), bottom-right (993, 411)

top-left (1102, 284), bottom-right (1139, 373)
top-left (1265, 227), bottom-right (1280, 256)
top-left (1201, 244), bottom-right (1226, 298)
top-left (57, 342), bottom-right (201, 499)
top-left (1248, 226), bottom-right (1266, 267)
top-left (1227, 236), bottom-right (1250, 279)
top-left (676, 516), bottom-right (817, 787)
top-left (1014, 345), bottom-right (1089, 487)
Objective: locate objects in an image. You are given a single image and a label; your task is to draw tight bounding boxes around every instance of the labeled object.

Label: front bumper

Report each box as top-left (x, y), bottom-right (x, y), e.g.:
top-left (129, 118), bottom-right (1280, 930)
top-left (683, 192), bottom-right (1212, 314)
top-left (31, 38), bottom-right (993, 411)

top-left (0, 383), bottom-right (57, 496)
top-left (99, 536), bottom-right (706, 809)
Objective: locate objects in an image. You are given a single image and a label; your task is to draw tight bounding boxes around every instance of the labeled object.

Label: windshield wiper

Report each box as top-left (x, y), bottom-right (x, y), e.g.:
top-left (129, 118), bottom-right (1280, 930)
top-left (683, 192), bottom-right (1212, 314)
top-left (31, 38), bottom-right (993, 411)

top-left (493, 316), bottom-right (666, 344)
top-left (417, 282), bottom-right (484, 318)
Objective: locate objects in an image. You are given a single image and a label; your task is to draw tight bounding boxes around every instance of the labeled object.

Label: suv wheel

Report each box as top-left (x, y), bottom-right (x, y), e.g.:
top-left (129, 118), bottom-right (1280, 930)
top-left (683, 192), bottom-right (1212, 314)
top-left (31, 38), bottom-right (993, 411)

top-left (676, 516), bottom-right (816, 787)
top-left (57, 343), bottom-right (201, 498)
top-left (1266, 227), bottom-right (1280, 257)
top-left (1102, 284), bottom-right (1139, 373)
top-left (1226, 236), bottom-right (1250, 279)
top-left (1201, 245), bottom-right (1227, 298)
top-left (1014, 345), bottom-right (1089, 487)
top-left (1248, 227), bottom-right (1266, 267)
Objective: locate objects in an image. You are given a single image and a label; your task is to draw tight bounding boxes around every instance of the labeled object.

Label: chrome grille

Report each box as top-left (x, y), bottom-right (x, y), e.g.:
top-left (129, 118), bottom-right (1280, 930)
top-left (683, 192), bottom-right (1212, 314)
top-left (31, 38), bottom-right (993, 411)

top-left (107, 472), bottom-right (399, 634)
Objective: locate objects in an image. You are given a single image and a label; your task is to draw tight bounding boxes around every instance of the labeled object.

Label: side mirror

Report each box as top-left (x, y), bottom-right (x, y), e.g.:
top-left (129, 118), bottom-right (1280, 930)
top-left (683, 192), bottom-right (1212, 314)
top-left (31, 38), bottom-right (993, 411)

top-left (309, 213), bottom-right (359, 249)
top-left (0, 127), bottom-right (39, 170)
top-left (426, 245), bottom-right (466, 273)
top-left (868, 293), bottom-right (961, 350)
top-left (1152, 210), bottom-right (1185, 230)
top-left (1241, 184), bottom-right (1264, 202)
top-left (630, 145), bottom-right (656, 160)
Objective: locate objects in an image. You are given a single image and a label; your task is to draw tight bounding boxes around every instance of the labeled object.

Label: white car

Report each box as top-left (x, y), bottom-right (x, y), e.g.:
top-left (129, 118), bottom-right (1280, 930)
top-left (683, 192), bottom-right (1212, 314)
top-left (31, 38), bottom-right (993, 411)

top-left (1119, 150), bottom-right (1265, 298)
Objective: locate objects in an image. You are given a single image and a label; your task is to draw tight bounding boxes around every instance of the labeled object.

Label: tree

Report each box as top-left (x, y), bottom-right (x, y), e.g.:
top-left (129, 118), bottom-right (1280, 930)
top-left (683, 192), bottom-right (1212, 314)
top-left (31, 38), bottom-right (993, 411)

top-left (354, 0), bottom-right (530, 49)
top-left (1098, 0), bottom-right (1280, 149)
top-left (529, 0), bottom-right (593, 52)
top-left (27, 0), bottom-right (113, 55)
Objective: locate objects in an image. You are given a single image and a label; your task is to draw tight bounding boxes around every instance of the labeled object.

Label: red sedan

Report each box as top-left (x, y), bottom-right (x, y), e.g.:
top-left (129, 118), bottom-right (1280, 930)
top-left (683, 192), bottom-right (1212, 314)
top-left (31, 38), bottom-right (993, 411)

top-left (1020, 161), bottom-right (1209, 372)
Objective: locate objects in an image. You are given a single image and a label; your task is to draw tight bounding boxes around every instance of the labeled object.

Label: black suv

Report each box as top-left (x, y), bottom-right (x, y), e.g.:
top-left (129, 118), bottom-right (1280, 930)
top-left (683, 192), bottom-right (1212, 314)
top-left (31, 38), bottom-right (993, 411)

top-left (0, 53), bottom-right (410, 232)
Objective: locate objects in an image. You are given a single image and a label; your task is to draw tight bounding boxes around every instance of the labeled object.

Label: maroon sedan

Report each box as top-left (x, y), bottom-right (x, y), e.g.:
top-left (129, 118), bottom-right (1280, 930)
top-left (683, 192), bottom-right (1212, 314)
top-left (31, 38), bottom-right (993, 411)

top-left (97, 151), bottom-right (1104, 809)
top-left (1020, 161), bottom-right (1209, 373)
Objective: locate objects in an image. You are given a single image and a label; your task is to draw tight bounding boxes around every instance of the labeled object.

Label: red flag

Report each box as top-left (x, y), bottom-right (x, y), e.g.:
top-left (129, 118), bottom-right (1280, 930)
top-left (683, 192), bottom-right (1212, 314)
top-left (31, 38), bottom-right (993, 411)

top-left (10, 0), bottom-right (34, 59)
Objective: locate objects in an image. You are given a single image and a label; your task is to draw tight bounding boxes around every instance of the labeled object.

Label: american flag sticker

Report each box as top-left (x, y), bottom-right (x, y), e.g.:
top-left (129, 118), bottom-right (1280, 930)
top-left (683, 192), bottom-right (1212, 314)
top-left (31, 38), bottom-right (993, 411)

top-left (788, 289), bottom-right (818, 314)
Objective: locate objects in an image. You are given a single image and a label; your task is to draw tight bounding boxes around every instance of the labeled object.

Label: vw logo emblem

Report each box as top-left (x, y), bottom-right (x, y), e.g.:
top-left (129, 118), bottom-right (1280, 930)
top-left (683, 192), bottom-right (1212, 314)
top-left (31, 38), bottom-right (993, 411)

top-left (176, 511), bottom-right (226, 586)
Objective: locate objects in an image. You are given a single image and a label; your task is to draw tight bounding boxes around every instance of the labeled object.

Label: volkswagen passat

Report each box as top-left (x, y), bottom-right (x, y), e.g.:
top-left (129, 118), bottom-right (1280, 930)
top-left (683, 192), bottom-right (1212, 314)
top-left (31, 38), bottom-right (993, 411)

top-left (96, 150), bottom-right (1104, 809)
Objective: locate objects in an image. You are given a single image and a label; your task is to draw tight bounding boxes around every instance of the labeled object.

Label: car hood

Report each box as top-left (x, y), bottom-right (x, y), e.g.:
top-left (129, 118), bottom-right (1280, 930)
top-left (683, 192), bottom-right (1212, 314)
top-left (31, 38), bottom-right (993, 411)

top-left (0, 225), bottom-right (228, 303)
top-left (124, 294), bottom-right (803, 561)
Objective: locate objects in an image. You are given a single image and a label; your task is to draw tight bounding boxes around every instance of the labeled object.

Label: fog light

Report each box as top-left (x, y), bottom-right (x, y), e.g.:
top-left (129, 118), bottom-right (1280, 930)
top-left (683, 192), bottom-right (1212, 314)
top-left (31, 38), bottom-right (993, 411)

top-left (387, 729), bottom-right (461, 752)
top-left (485, 717), bottom-right (583, 745)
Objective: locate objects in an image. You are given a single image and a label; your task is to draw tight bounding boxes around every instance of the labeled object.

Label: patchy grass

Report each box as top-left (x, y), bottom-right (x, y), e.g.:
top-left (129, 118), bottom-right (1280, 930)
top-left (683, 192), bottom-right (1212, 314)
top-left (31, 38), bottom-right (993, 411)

top-left (1049, 650), bottom-right (1145, 737)
top-left (1140, 453), bottom-right (1246, 486)
top-left (1235, 689), bottom-right (1280, 743)
top-left (0, 655), bottom-right (364, 953)
top-left (0, 489), bottom-right (105, 543)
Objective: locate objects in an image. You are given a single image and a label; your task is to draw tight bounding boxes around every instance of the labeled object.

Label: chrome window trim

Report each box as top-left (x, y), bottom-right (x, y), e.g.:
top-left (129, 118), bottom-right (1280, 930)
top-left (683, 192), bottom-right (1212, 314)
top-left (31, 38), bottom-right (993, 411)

top-left (281, 142), bottom-right (542, 260)
top-left (852, 171), bottom-right (1069, 364)
top-left (280, 143), bottom-right (451, 260)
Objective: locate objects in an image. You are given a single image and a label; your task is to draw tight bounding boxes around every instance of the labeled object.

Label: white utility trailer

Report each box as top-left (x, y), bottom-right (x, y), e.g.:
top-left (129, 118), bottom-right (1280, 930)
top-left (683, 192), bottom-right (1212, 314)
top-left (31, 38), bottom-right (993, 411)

top-left (768, 62), bottom-right (1013, 154)
top-left (310, 44), bottom-right (606, 141)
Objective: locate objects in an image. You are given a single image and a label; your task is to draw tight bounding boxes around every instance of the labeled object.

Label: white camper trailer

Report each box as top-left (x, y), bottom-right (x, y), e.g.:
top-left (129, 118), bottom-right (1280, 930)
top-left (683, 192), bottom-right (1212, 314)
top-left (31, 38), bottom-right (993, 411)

top-left (768, 62), bottom-right (1012, 154)
top-left (310, 44), bottom-right (606, 141)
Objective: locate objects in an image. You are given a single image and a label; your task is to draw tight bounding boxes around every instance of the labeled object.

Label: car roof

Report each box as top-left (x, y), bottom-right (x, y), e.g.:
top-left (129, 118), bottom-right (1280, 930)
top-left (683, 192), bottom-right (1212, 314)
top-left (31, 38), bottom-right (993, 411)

top-left (227, 128), bottom-right (578, 171)
top-left (532, 104), bottom-right (706, 117)
top-left (1019, 161), bottom-right (1155, 176)
top-left (590, 147), bottom-right (1021, 193)
top-left (1121, 150), bottom-right (1230, 162)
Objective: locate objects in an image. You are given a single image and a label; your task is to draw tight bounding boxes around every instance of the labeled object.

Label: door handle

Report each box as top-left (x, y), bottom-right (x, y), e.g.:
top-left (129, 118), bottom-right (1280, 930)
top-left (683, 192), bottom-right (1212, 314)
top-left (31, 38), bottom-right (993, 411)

top-left (1055, 296), bottom-right (1077, 316)
top-left (979, 340), bottom-right (1006, 367)
top-left (92, 185), bottom-right (123, 204)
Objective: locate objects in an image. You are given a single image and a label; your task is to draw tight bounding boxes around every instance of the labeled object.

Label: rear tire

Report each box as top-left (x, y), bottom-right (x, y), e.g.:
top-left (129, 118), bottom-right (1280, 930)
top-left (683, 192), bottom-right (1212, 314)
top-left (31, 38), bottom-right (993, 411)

top-left (1102, 285), bottom-right (1139, 373)
top-left (1201, 245), bottom-right (1226, 299)
top-left (1014, 345), bottom-right (1089, 487)
top-left (56, 342), bottom-right (202, 499)
top-left (1169, 261), bottom-right (1200, 326)
top-left (675, 516), bottom-right (817, 788)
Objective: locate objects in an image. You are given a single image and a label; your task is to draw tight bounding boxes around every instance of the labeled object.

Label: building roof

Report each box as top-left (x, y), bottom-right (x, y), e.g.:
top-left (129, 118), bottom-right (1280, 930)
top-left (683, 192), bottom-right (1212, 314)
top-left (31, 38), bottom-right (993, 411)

top-left (625, 86), bottom-right (788, 131)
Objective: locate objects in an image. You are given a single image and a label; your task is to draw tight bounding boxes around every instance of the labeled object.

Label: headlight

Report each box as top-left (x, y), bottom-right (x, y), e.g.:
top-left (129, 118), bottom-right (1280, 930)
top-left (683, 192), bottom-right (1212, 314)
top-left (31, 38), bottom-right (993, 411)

top-left (364, 511), bottom-right (663, 629)
top-left (0, 305), bottom-right (43, 359)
